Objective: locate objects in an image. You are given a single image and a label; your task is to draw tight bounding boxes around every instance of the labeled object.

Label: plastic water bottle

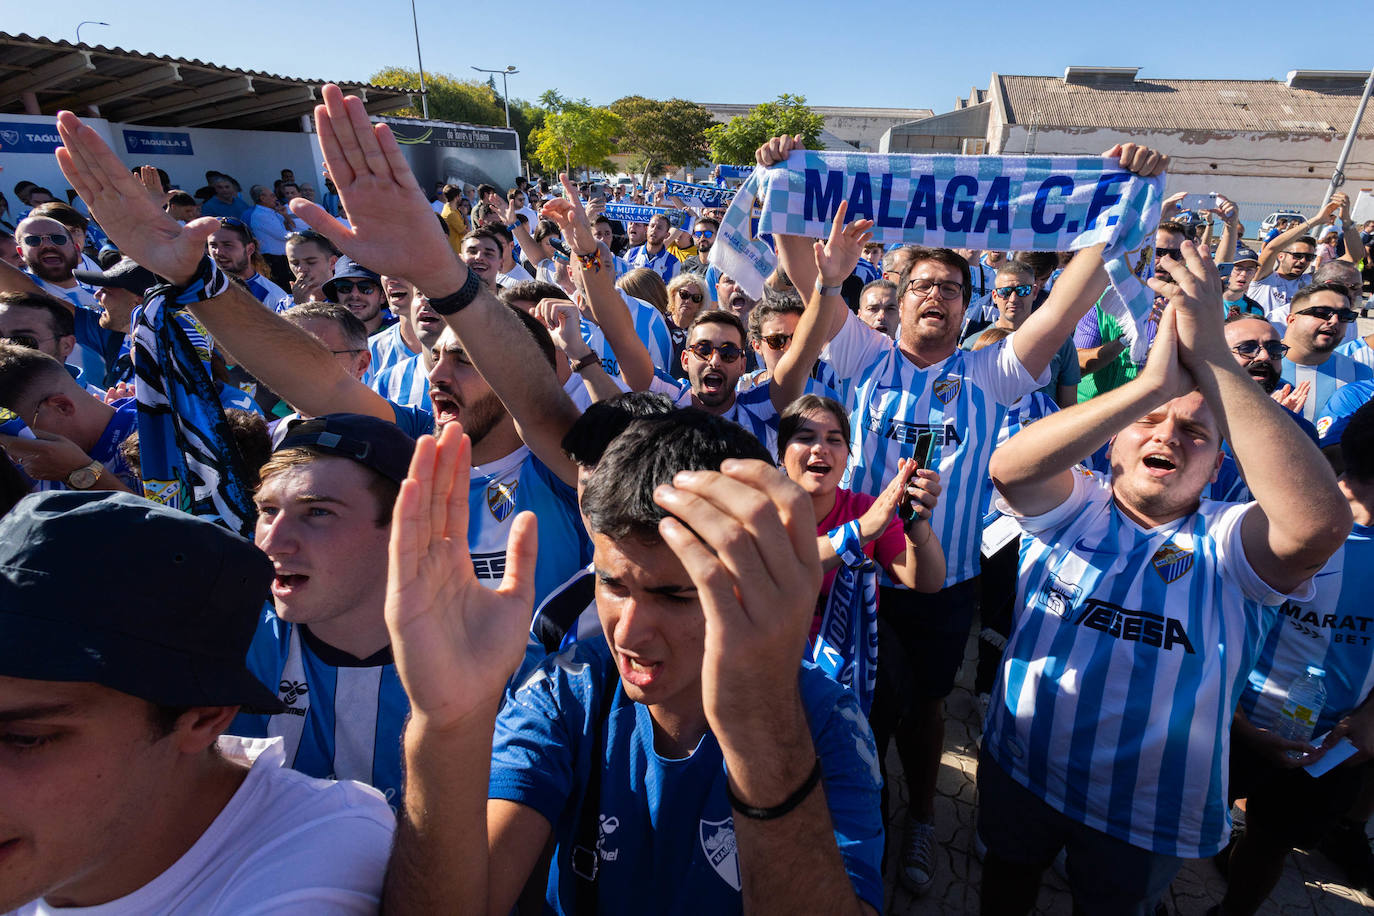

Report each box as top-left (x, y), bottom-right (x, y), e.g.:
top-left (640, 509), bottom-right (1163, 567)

top-left (1276, 665), bottom-right (1327, 759)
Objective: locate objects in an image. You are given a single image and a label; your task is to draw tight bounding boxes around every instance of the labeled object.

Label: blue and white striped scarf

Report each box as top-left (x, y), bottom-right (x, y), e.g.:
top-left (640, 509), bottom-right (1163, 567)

top-left (664, 179), bottom-right (736, 207)
top-left (132, 286), bottom-right (257, 537)
top-left (712, 151), bottom-right (1164, 361)
top-left (812, 521), bottom-right (880, 715)
top-left (714, 164), bottom-right (752, 181)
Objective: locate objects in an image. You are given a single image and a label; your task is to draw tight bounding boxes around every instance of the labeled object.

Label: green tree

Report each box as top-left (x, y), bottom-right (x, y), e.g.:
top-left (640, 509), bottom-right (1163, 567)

top-left (530, 105), bottom-right (622, 178)
top-left (370, 67), bottom-right (544, 159)
top-left (706, 94), bottom-right (825, 165)
top-left (609, 96), bottom-right (715, 184)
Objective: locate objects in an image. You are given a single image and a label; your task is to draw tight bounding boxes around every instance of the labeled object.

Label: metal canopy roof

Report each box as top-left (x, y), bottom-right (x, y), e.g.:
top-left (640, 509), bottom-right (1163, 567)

top-left (0, 32), bottom-right (413, 130)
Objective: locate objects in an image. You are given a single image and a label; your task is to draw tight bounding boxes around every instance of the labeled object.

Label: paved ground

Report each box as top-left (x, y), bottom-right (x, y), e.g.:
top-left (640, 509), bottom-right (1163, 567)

top-left (879, 627), bottom-right (1374, 915)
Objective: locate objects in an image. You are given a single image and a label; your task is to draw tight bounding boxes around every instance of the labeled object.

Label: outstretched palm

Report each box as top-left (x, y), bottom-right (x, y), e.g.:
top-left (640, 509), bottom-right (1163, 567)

top-left (813, 200), bottom-right (874, 286)
top-left (386, 422), bottom-right (537, 730)
top-left (54, 112), bottom-right (212, 285)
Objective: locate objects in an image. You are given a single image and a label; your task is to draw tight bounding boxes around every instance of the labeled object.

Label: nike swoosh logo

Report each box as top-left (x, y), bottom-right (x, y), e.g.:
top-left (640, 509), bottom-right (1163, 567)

top-left (1073, 537), bottom-right (1118, 557)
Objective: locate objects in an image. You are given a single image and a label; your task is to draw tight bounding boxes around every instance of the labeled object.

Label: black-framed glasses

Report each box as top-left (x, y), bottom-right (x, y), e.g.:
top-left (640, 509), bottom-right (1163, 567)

top-left (2, 333), bottom-right (50, 349)
top-left (685, 340), bottom-right (744, 363)
top-left (676, 290), bottom-right (703, 303)
top-left (761, 333), bottom-right (792, 351)
top-left (1230, 340), bottom-right (1289, 359)
top-left (994, 284), bottom-right (1034, 298)
top-left (21, 233), bottom-right (70, 248)
top-left (332, 280), bottom-right (378, 295)
top-left (1296, 305), bottom-right (1357, 323)
top-left (905, 278), bottom-right (963, 301)
top-left (1154, 247), bottom-right (1182, 261)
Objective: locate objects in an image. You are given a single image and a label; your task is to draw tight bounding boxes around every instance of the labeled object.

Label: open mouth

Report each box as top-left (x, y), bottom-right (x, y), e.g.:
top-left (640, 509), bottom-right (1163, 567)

top-left (617, 652), bottom-right (662, 688)
top-left (1142, 454), bottom-right (1177, 476)
top-left (728, 292), bottom-right (749, 310)
top-left (430, 390), bottom-right (461, 425)
top-left (699, 370), bottom-right (726, 394)
top-left (272, 573), bottom-right (309, 597)
top-left (919, 306), bottom-right (946, 323)
top-left (804, 460), bottom-right (833, 478)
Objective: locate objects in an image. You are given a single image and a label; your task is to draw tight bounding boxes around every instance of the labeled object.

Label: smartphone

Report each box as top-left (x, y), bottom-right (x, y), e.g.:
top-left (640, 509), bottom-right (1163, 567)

top-left (897, 430), bottom-right (937, 523)
top-left (1178, 193), bottom-right (1216, 212)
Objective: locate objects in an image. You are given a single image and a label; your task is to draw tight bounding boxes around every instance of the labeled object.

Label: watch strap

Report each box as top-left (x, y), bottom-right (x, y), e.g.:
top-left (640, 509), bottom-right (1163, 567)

top-left (815, 281), bottom-right (844, 297)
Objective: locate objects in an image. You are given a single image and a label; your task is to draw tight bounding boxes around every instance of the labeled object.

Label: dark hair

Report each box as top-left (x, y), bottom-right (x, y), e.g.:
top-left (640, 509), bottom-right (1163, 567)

top-left (560, 391), bottom-right (675, 467)
top-left (285, 229), bottom-right (339, 257)
top-left (532, 218), bottom-right (561, 243)
top-left (212, 217), bottom-right (256, 249)
top-left (1291, 281), bottom-right (1354, 310)
top-left (693, 216), bottom-right (719, 231)
top-left (580, 409), bottom-right (772, 541)
top-left (280, 302), bottom-right (369, 350)
top-left (898, 247), bottom-right (973, 307)
top-left (1156, 220), bottom-right (1189, 239)
top-left (487, 223), bottom-right (515, 248)
top-left (1340, 401), bottom-right (1374, 484)
top-left (1286, 236), bottom-right (1318, 251)
top-left (464, 225), bottom-right (505, 252)
top-left (443, 184), bottom-right (463, 202)
top-left (776, 394), bottom-right (851, 461)
top-left (147, 703), bottom-right (192, 739)
top-left (28, 201), bottom-right (89, 235)
top-left (746, 296), bottom-right (804, 343)
top-left (0, 291), bottom-right (75, 338)
top-left (0, 340), bottom-right (71, 409)
top-left (121, 408), bottom-right (271, 491)
top-left (166, 191), bottom-right (197, 208)
top-left (1013, 251), bottom-right (1058, 282)
top-left (498, 280), bottom-right (569, 309)
top-left (687, 308), bottom-right (746, 345)
top-left (477, 184), bottom-right (499, 201)
top-left (506, 303), bottom-right (557, 369)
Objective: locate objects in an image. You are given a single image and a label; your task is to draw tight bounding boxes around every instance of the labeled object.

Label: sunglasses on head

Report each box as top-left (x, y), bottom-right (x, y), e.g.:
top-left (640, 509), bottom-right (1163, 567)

top-left (685, 340), bottom-right (744, 363)
top-left (1229, 340), bottom-right (1289, 359)
top-left (676, 289), bottom-right (703, 303)
top-left (761, 333), bottom-right (792, 351)
top-left (22, 233), bottom-right (70, 248)
top-left (333, 279), bottom-right (378, 295)
top-left (995, 284), bottom-right (1034, 298)
top-left (1296, 305), bottom-right (1357, 323)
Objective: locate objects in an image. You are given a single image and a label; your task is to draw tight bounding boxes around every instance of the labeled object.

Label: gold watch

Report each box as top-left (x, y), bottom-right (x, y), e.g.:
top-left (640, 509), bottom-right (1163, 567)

top-left (65, 459), bottom-right (104, 490)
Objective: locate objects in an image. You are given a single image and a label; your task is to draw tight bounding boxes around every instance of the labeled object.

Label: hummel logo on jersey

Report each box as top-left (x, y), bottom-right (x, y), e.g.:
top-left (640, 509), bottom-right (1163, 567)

top-left (1151, 544), bottom-right (1194, 583)
top-left (486, 478), bottom-right (519, 522)
top-left (278, 679), bottom-right (309, 710)
top-left (932, 377), bottom-right (962, 404)
top-left (865, 416), bottom-right (963, 447)
top-left (1075, 599), bottom-right (1196, 653)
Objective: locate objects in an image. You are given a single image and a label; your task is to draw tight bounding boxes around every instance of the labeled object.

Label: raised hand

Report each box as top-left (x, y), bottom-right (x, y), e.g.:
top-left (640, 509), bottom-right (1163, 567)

top-left (1147, 240), bottom-right (1227, 369)
top-left (540, 174), bottom-right (601, 257)
top-left (385, 422), bottom-right (537, 730)
top-left (54, 112), bottom-right (213, 285)
top-left (285, 84), bottom-right (459, 296)
top-left (1103, 143), bottom-right (1170, 178)
top-left (651, 460), bottom-right (821, 751)
top-left (1135, 305), bottom-right (1196, 402)
top-left (1210, 194), bottom-right (1238, 224)
top-left (858, 456), bottom-right (917, 542)
top-left (1273, 380), bottom-right (1311, 414)
top-left (1161, 190), bottom-right (1187, 216)
top-left (812, 200), bottom-right (874, 287)
top-left (534, 298), bottom-right (590, 358)
top-left (756, 134), bottom-right (806, 168)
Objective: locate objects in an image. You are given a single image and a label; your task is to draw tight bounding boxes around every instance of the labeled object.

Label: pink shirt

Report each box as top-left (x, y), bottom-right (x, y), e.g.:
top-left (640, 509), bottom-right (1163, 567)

top-left (811, 488), bottom-right (905, 641)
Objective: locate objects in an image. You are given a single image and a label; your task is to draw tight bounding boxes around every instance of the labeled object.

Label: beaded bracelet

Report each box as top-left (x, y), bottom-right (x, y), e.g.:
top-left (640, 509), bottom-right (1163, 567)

top-left (576, 249), bottom-right (603, 273)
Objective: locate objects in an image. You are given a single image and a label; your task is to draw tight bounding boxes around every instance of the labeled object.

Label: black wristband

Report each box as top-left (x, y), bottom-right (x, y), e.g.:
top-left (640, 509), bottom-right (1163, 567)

top-left (726, 756), bottom-right (822, 821)
top-left (427, 267), bottom-right (482, 316)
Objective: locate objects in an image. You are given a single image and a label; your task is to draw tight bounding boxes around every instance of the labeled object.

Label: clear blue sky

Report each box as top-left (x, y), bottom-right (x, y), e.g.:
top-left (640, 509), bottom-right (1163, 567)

top-left (7, 1), bottom-right (1371, 113)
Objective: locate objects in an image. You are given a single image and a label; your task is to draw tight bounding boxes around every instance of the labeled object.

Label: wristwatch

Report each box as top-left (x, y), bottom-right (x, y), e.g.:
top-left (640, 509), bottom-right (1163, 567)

top-left (66, 459), bottom-right (104, 490)
top-left (815, 281), bottom-right (845, 297)
top-left (569, 352), bottom-right (600, 374)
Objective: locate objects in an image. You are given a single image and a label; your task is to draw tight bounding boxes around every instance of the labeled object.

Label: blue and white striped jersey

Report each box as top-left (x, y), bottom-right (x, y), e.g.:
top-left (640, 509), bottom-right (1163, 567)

top-left (1280, 353), bottom-right (1374, 422)
top-left (366, 321), bottom-right (418, 385)
top-left (243, 272), bottom-right (290, 309)
top-left (823, 312), bottom-right (1043, 585)
top-left (1314, 378), bottom-right (1374, 446)
top-left (370, 353), bottom-right (430, 410)
top-left (626, 245), bottom-right (680, 284)
top-left (1240, 523), bottom-right (1374, 736)
top-left (230, 611), bottom-right (408, 807)
top-left (576, 294), bottom-right (672, 377)
top-left (1335, 336), bottom-right (1374, 371)
top-left (648, 375), bottom-right (781, 456)
top-left (31, 273), bottom-right (109, 384)
top-left (980, 391), bottom-right (1059, 525)
top-left (985, 470), bottom-right (1306, 857)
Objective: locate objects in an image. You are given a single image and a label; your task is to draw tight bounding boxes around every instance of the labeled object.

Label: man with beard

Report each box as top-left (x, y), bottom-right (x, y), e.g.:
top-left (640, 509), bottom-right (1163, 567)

top-left (678, 215), bottom-right (717, 275)
top-left (757, 132), bottom-right (1171, 897)
top-left (206, 218), bottom-right (290, 310)
top-left (1224, 314), bottom-right (1317, 439)
top-left (963, 262), bottom-right (1081, 408)
top-left (1279, 283), bottom-right (1373, 423)
top-left (626, 213), bottom-right (680, 284)
top-left (323, 257), bottom-right (391, 336)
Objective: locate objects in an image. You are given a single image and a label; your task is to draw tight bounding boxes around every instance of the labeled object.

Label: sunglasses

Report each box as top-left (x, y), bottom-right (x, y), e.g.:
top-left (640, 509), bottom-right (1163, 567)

top-left (676, 290), bottom-right (703, 303)
top-left (1229, 340), bottom-right (1290, 359)
top-left (905, 278), bottom-right (964, 301)
top-left (22, 233), bottom-right (70, 248)
top-left (332, 279), bottom-right (378, 295)
top-left (994, 284), bottom-right (1034, 298)
top-left (1296, 305), bottom-right (1357, 323)
top-left (1154, 247), bottom-right (1182, 261)
top-left (761, 333), bottom-right (792, 351)
top-left (1283, 251), bottom-right (1316, 261)
top-left (685, 340), bottom-right (744, 363)
top-left (694, 229), bottom-right (715, 239)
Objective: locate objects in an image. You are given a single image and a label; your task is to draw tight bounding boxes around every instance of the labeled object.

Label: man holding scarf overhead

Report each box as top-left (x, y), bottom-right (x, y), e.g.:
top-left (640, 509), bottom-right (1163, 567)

top-left (740, 135), bottom-right (1169, 895)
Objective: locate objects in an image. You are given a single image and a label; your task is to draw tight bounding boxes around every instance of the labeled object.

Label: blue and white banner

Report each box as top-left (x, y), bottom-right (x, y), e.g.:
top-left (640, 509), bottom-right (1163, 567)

top-left (602, 203), bottom-right (693, 229)
top-left (664, 179), bottom-right (736, 207)
top-left (710, 151), bottom-right (1164, 361)
top-left (122, 128), bottom-right (195, 156)
top-left (0, 120), bottom-right (63, 154)
top-left (714, 164), bottom-right (753, 180)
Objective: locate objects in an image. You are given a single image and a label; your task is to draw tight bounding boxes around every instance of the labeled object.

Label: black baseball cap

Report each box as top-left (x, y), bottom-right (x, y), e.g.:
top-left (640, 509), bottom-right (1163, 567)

top-left (72, 256), bottom-right (160, 296)
top-left (276, 413), bottom-right (416, 483)
top-left (0, 491), bottom-right (283, 713)
top-left (322, 256), bottom-right (382, 301)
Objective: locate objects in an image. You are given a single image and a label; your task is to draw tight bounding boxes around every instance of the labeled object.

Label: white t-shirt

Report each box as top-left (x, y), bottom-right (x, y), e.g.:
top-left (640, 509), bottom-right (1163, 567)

top-left (8, 736), bottom-right (394, 915)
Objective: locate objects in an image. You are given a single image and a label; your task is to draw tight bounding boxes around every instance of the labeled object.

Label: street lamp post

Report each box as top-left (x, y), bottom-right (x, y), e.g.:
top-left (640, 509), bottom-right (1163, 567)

top-left (470, 65), bottom-right (518, 128)
top-left (408, 0), bottom-right (429, 119)
top-left (75, 21), bottom-right (109, 45)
